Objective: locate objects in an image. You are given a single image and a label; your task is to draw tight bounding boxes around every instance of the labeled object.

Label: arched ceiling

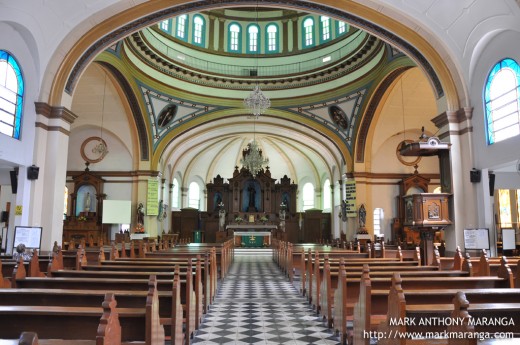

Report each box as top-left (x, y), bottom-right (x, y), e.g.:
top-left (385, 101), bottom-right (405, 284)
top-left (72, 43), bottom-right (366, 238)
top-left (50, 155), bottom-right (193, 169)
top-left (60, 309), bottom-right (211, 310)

top-left (69, 4), bottom-right (438, 188)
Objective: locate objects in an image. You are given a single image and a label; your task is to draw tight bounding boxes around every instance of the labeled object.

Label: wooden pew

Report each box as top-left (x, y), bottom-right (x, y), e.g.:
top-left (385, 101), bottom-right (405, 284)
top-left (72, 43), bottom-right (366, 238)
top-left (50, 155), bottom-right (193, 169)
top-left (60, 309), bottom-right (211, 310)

top-left (301, 248), bottom-right (404, 299)
top-left (0, 295), bottom-right (121, 345)
top-left (51, 259), bottom-right (207, 328)
top-left (14, 269), bottom-right (190, 343)
top-left (377, 280), bottom-right (520, 345)
top-left (354, 267), bottom-right (520, 345)
top-left (0, 278), bottom-right (165, 345)
top-left (95, 252), bottom-right (215, 311)
top-left (334, 259), bottom-right (515, 345)
top-left (318, 256), bottom-right (470, 329)
top-left (305, 250), bottom-right (421, 309)
top-left (146, 240), bottom-right (233, 279)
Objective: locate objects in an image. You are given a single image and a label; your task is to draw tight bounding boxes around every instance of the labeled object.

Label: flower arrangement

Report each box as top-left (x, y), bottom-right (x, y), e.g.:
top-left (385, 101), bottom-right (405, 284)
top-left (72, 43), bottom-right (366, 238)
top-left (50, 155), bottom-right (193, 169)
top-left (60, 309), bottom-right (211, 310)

top-left (135, 223), bottom-right (145, 234)
top-left (77, 215), bottom-right (87, 222)
top-left (259, 215), bottom-right (269, 223)
top-left (234, 216), bottom-right (243, 223)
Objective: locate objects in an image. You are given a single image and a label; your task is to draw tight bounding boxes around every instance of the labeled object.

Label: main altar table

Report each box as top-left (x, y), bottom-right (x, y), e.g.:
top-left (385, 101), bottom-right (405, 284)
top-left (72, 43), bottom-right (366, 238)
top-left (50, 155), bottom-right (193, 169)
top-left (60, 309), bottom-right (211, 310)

top-left (226, 224), bottom-right (277, 247)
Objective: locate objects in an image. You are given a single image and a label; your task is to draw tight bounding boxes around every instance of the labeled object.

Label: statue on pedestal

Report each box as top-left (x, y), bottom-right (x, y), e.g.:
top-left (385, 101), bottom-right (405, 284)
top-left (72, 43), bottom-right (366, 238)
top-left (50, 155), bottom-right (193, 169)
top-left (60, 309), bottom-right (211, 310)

top-left (85, 192), bottom-right (91, 212)
top-left (218, 202), bottom-right (226, 231)
top-left (358, 204), bottom-right (368, 234)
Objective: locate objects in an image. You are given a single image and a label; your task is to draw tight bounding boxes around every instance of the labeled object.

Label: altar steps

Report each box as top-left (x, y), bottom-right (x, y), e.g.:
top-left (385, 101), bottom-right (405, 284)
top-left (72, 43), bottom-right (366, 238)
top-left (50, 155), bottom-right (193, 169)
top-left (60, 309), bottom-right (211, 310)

top-left (234, 248), bottom-right (273, 256)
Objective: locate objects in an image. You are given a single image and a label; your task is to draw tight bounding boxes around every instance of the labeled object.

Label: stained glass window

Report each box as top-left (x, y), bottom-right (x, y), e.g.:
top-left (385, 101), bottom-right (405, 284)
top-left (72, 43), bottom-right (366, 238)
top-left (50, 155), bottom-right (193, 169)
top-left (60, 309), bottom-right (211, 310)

top-left (373, 208), bottom-right (384, 235)
top-left (229, 23), bottom-right (241, 52)
top-left (0, 50), bottom-right (24, 139)
top-left (172, 178), bottom-right (179, 208)
top-left (484, 58), bottom-right (520, 144)
top-left (188, 182), bottom-right (200, 209)
top-left (337, 21), bottom-right (347, 35)
top-left (193, 15), bottom-right (205, 46)
top-left (498, 189), bottom-right (512, 228)
top-left (248, 25), bottom-right (259, 53)
top-left (323, 179), bottom-right (331, 210)
top-left (266, 24), bottom-right (278, 53)
top-left (320, 16), bottom-right (331, 42)
top-left (302, 182), bottom-right (315, 210)
top-left (176, 15), bottom-right (188, 40)
top-left (160, 19), bottom-right (170, 32)
top-left (303, 17), bottom-right (314, 48)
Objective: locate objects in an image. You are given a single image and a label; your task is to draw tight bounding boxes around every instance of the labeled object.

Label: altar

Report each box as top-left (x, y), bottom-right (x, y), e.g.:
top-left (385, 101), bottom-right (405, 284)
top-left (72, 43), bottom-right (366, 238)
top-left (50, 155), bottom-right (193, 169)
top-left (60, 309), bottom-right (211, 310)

top-left (226, 224), bottom-right (277, 247)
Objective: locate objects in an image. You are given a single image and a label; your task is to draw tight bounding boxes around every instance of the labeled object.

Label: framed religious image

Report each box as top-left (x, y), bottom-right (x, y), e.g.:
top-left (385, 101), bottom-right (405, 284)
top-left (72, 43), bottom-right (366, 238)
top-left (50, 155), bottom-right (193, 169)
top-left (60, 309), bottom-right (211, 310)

top-left (80, 136), bottom-right (108, 163)
top-left (249, 215), bottom-right (255, 223)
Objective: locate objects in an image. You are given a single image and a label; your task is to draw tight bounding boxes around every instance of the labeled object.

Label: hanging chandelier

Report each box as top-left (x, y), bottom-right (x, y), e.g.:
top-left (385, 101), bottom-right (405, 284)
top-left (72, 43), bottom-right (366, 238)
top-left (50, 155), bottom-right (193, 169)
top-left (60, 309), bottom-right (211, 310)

top-left (244, 85), bottom-right (271, 118)
top-left (243, 1), bottom-right (270, 118)
top-left (240, 140), bottom-right (269, 178)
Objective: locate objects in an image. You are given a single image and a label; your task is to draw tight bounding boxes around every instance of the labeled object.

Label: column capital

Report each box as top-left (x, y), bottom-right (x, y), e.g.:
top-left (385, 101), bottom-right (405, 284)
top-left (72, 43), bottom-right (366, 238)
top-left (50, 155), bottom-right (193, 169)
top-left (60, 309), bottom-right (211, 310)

top-left (35, 102), bottom-right (78, 124)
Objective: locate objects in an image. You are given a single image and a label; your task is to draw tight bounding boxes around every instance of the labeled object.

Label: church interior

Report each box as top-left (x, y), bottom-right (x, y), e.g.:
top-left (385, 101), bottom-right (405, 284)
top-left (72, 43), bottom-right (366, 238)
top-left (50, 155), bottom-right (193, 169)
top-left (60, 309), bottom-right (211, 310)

top-left (1, 0), bottom-right (520, 343)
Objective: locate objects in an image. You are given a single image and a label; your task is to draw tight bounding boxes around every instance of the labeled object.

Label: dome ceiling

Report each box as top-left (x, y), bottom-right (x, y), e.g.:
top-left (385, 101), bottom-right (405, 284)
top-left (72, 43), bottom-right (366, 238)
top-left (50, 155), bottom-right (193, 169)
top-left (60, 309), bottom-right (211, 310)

top-left (71, 5), bottom-right (425, 192)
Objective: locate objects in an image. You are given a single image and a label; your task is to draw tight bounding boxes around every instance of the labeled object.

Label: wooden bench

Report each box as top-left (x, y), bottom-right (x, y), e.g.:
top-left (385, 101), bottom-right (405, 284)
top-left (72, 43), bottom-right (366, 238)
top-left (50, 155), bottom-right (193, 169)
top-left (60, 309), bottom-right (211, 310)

top-left (305, 250), bottom-right (421, 310)
top-left (0, 277), bottom-right (165, 345)
top-left (354, 263), bottom-right (520, 345)
top-left (0, 296), bottom-right (121, 345)
top-left (14, 265), bottom-right (190, 343)
top-left (146, 240), bottom-right (233, 279)
top-left (334, 259), bottom-right (514, 345)
top-left (99, 253), bottom-right (216, 309)
top-left (377, 281), bottom-right (520, 345)
top-left (52, 261), bottom-right (207, 327)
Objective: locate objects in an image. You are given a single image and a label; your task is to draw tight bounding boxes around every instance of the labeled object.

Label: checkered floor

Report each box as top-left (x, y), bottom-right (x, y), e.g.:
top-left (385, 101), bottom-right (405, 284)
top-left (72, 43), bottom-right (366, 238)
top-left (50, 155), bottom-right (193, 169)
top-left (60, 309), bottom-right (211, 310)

top-left (192, 250), bottom-right (340, 345)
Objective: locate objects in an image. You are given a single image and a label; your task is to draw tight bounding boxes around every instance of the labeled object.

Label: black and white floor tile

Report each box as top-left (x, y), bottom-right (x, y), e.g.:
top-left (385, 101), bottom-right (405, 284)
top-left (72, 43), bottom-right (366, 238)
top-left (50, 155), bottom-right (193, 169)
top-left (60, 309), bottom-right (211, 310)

top-left (192, 250), bottom-right (340, 345)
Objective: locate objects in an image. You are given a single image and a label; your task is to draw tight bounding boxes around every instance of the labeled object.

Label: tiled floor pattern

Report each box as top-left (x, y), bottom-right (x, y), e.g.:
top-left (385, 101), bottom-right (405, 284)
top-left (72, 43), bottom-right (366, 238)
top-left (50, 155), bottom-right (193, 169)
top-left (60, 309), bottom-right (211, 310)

top-left (192, 250), bottom-right (340, 345)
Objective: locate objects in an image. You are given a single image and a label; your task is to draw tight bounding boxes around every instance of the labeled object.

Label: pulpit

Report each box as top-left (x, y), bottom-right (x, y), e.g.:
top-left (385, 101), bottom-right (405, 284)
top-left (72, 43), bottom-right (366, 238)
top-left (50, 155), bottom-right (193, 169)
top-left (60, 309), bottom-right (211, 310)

top-left (403, 193), bottom-right (451, 265)
top-left (397, 135), bottom-right (452, 265)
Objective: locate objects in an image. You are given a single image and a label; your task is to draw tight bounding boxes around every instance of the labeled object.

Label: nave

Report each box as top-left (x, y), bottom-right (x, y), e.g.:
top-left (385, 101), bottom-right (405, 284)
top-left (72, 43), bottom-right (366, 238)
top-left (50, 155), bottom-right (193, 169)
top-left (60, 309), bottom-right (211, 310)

top-left (191, 249), bottom-right (340, 345)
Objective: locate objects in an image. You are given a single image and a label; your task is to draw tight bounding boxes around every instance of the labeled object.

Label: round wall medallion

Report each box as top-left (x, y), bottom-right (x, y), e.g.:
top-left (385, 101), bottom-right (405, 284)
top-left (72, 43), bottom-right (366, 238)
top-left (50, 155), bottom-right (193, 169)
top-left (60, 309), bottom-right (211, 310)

top-left (396, 140), bottom-right (422, 166)
top-left (81, 136), bottom-right (108, 163)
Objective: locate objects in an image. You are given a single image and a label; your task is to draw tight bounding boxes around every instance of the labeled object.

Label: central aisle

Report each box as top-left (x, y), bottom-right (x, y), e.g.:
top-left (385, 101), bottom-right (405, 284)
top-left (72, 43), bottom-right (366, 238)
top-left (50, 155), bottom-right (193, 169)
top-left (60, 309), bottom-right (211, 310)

top-left (192, 249), bottom-right (340, 345)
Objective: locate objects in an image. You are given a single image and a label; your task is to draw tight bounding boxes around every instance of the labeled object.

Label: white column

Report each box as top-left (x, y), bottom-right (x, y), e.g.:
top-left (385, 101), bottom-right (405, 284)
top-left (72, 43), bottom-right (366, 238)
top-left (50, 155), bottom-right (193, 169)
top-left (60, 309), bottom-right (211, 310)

top-left (32, 103), bottom-right (77, 252)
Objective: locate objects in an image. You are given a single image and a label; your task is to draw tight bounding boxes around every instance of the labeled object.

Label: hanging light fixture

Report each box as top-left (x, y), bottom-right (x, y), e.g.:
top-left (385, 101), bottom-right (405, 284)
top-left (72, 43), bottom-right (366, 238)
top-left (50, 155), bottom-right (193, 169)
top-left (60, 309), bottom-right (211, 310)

top-left (243, 0), bottom-right (270, 118)
top-left (92, 72), bottom-right (109, 157)
top-left (240, 137), bottom-right (269, 178)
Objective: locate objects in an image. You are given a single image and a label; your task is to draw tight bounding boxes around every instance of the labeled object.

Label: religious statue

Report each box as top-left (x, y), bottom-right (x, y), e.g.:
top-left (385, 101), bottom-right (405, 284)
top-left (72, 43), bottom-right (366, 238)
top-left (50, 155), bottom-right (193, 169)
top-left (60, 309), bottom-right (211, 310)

top-left (279, 201), bottom-right (287, 221)
top-left (248, 184), bottom-right (256, 207)
top-left (247, 183), bottom-right (257, 212)
top-left (157, 200), bottom-right (164, 220)
top-left (340, 199), bottom-right (347, 222)
top-left (137, 202), bottom-right (144, 225)
top-left (358, 204), bottom-right (367, 228)
top-left (218, 202), bottom-right (226, 231)
top-left (85, 192), bottom-right (91, 212)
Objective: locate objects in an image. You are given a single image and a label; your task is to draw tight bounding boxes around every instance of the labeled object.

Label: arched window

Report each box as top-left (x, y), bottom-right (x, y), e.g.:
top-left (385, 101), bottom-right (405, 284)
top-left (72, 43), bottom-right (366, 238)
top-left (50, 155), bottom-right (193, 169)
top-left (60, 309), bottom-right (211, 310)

top-left (172, 178), bottom-right (179, 209)
top-left (323, 179), bottom-right (331, 210)
top-left (485, 58), bottom-right (520, 144)
top-left (192, 15), bottom-right (205, 46)
top-left (336, 20), bottom-right (348, 36)
top-left (0, 50), bottom-right (24, 139)
top-left (302, 17), bottom-right (314, 48)
top-left (266, 24), bottom-right (278, 53)
top-left (228, 23), bottom-right (242, 52)
top-left (188, 182), bottom-right (200, 209)
top-left (373, 208), bottom-right (384, 235)
top-left (159, 19), bottom-right (170, 33)
top-left (302, 182), bottom-right (315, 210)
top-left (247, 24), bottom-right (259, 53)
top-left (176, 15), bottom-right (188, 40)
top-left (320, 16), bottom-right (331, 43)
